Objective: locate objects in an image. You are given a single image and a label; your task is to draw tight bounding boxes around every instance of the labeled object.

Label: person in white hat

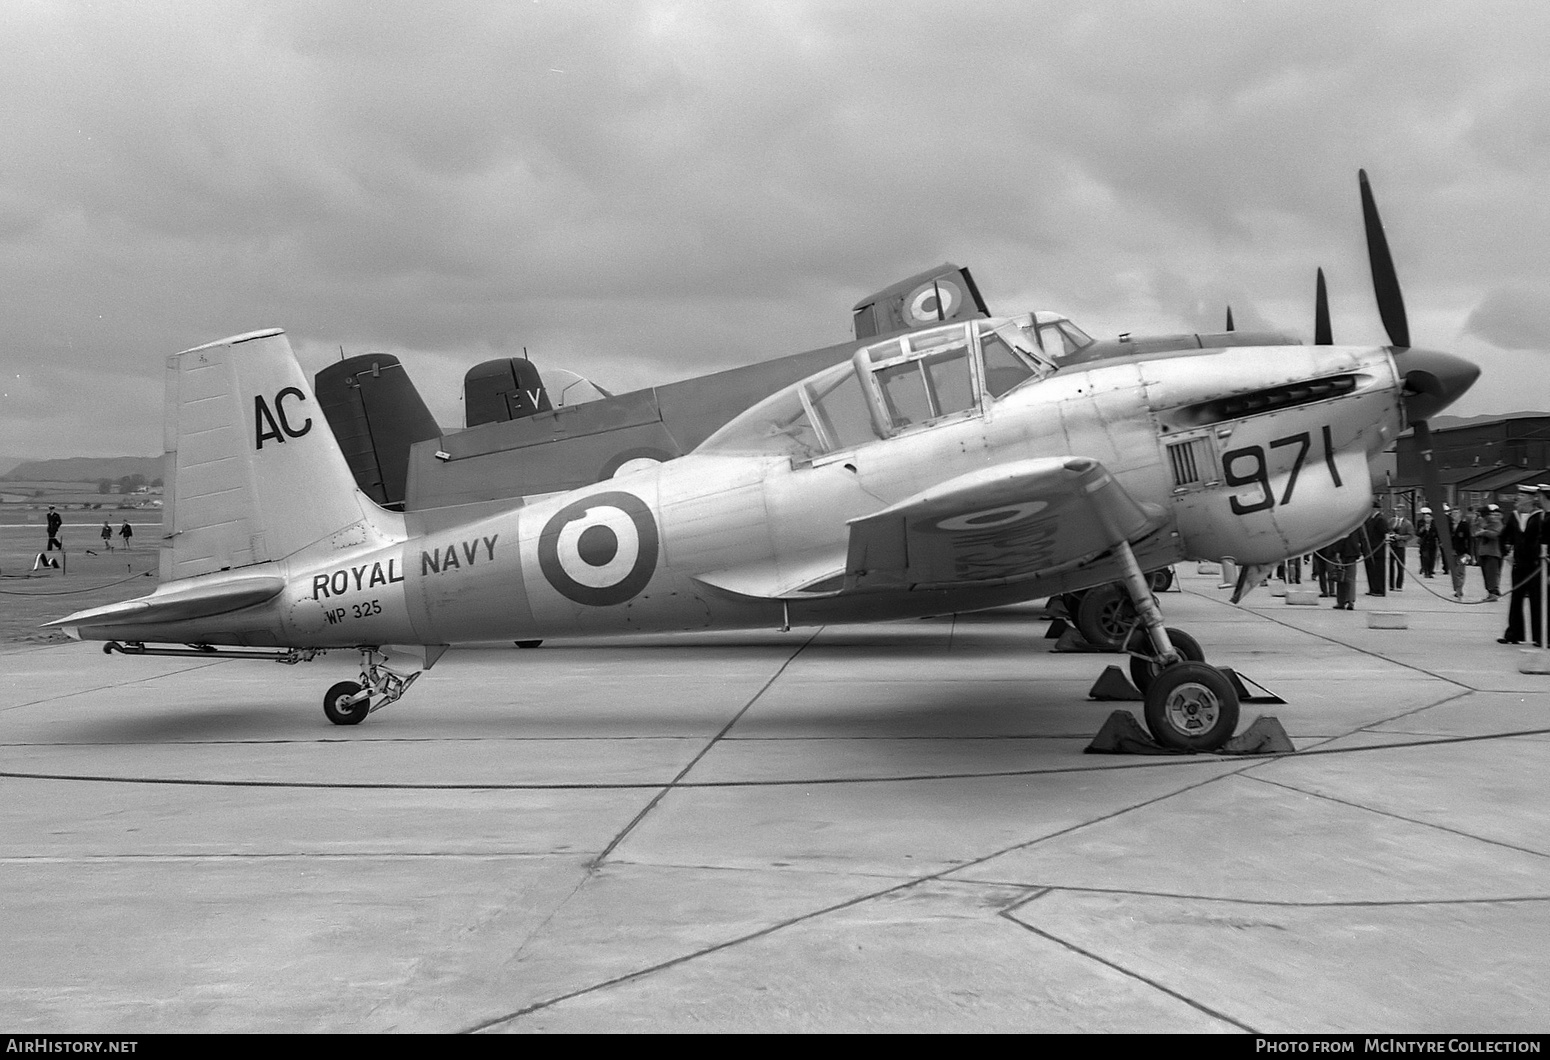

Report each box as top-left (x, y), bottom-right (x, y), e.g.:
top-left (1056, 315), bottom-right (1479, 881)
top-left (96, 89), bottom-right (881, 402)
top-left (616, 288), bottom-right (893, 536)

top-left (1500, 485), bottom-right (1545, 645)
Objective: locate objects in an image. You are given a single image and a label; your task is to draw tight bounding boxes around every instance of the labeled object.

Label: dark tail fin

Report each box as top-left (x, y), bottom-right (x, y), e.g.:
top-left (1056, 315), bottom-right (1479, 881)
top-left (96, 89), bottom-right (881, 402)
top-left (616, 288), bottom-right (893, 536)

top-left (851, 263), bottom-right (991, 340)
top-left (464, 357), bottom-right (554, 427)
top-left (314, 354), bottom-right (441, 510)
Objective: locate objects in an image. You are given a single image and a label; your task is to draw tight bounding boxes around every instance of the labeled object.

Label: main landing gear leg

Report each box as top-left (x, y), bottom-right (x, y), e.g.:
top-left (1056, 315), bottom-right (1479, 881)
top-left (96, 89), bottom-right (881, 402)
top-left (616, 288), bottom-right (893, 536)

top-left (1112, 540), bottom-right (1240, 752)
top-left (323, 647), bottom-right (422, 726)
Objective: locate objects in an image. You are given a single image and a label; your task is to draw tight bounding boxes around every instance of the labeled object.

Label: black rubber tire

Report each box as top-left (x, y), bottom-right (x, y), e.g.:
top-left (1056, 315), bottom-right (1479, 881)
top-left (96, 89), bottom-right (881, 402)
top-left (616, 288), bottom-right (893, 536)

top-left (1127, 627), bottom-right (1205, 694)
top-left (1075, 583), bottom-right (1136, 651)
top-left (324, 681), bottom-right (369, 726)
top-left (1142, 662), bottom-right (1239, 752)
top-left (515, 640), bottom-right (544, 649)
top-left (1147, 567), bottom-right (1175, 593)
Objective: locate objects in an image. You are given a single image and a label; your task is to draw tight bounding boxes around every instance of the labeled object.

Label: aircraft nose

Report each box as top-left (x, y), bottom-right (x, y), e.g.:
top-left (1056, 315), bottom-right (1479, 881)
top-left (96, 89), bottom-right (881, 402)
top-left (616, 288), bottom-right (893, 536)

top-left (1393, 347), bottom-right (1480, 422)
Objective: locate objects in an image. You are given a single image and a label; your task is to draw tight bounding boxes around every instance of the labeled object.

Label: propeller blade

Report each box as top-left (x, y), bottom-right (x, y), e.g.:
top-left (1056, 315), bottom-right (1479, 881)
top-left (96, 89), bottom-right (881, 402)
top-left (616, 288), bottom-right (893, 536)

top-left (1315, 267), bottom-right (1332, 345)
top-left (1225, 305), bottom-right (1235, 332)
top-left (1412, 418), bottom-right (1457, 574)
top-left (1359, 169), bottom-right (1410, 349)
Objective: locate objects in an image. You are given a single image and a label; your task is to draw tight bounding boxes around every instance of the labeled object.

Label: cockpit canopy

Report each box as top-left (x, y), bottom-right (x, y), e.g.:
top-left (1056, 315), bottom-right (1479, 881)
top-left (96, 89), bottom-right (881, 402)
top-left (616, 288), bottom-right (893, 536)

top-left (700, 317), bottom-right (1057, 461)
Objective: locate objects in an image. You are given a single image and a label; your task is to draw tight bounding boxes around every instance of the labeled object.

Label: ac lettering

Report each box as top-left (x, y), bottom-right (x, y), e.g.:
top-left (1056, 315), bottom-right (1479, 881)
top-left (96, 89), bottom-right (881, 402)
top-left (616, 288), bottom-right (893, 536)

top-left (421, 534), bottom-right (499, 576)
top-left (254, 387), bottom-right (314, 449)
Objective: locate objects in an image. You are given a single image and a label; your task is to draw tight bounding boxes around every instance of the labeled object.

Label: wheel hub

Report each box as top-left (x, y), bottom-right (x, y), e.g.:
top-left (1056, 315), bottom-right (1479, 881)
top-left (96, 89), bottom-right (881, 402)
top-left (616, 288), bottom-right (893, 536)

top-left (1162, 682), bottom-right (1221, 734)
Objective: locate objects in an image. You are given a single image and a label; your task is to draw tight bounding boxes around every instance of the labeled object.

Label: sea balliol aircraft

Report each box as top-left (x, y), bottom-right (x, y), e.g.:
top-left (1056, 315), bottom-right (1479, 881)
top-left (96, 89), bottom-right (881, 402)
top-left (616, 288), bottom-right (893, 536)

top-left (49, 172), bottom-right (1479, 751)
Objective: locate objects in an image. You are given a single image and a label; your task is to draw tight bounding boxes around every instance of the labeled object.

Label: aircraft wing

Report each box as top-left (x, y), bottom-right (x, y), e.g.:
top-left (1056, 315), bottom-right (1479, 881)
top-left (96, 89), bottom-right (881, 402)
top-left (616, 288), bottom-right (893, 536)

top-left (843, 457), bottom-right (1162, 591)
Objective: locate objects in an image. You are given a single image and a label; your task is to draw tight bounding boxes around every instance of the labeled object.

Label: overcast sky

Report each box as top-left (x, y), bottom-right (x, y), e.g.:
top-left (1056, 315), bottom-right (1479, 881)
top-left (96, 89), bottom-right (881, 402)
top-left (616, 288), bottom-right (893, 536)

top-left (2, 0), bottom-right (1547, 461)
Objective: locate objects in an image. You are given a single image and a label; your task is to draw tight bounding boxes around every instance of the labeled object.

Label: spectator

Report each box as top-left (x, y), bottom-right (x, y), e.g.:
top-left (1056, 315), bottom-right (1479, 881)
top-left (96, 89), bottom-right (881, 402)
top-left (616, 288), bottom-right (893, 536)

top-left (119, 519), bottom-right (133, 551)
top-left (1388, 506), bottom-right (1415, 592)
top-left (1416, 508), bottom-right (1440, 577)
top-left (1476, 505), bottom-right (1504, 602)
top-left (46, 506), bottom-right (63, 552)
top-left (100, 519), bottom-right (114, 552)
top-left (1445, 504), bottom-right (1473, 601)
top-left (1363, 502), bottom-right (1389, 596)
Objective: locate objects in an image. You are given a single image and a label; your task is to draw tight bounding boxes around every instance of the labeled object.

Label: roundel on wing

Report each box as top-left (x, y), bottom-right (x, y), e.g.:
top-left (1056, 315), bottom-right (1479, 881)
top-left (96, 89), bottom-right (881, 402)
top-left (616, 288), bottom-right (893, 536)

top-left (538, 491), bottom-right (659, 606)
top-left (930, 500), bottom-right (1048, 533)
top-left (905, 279), bottom-right (963, 325)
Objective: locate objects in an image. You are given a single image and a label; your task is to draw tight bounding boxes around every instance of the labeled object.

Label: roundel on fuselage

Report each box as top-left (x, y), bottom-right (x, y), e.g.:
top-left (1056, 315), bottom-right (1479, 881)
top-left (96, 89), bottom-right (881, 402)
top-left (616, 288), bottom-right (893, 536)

top-left (905, 279), bottom-right (963, 326)
top-left (538, 491), bottom-right (659, 606)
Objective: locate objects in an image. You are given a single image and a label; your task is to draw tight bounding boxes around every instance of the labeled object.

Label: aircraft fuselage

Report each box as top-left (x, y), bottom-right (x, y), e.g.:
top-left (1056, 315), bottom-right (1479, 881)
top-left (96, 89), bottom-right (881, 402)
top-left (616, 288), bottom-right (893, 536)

top-left (63, 342), bottom-right (1403, 650)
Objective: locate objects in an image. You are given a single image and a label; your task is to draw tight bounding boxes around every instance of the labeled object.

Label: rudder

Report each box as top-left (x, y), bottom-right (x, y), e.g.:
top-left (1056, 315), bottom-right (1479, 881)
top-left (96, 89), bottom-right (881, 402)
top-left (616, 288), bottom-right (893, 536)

top-left (162, 329), bottom-right (400, 582)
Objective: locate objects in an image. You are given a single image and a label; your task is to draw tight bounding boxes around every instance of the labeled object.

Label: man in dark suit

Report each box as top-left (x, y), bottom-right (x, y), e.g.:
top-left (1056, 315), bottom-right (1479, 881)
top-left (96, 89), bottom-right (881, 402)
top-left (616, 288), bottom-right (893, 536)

top-left (1362, 502), bottom-right (1389, 596)
top-left (1500, 485), bottom-right (1546, 646)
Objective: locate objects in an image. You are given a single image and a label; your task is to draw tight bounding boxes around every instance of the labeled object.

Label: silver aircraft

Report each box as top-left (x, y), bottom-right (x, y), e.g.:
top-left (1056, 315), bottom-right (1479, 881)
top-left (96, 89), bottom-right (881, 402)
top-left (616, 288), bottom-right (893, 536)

top-left (51, 174), bottom-right (1480, 751)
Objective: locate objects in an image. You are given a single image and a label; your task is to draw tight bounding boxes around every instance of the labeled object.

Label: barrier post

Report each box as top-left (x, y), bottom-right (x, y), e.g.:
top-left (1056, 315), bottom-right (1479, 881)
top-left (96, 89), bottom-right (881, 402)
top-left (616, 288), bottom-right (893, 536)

top-left (1540, 545), bottom-right (1547, 651)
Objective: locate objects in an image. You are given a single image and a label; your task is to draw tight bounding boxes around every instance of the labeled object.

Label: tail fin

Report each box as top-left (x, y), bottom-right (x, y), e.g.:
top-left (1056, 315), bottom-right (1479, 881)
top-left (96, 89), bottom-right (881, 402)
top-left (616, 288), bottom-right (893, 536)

top-left (162, 329), bottom-right (399, 582)
top-left (314, 353), bottom-right (442, 510)
top-left (850, 263), bottom-right (991, 340)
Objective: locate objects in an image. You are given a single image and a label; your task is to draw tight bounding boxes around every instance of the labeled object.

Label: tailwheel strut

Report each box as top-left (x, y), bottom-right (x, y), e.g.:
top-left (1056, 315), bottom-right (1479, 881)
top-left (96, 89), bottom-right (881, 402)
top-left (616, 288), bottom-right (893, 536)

top-left (323, 647), bottom-right (422, 726)
top-left (1110, 540), bottom-right (1239, 751)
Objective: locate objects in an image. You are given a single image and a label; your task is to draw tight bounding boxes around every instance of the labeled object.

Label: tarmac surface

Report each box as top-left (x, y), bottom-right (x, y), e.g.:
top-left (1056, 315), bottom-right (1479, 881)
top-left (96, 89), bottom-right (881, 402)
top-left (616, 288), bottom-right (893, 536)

top-left (1, 566), bottom-right (1547, 1033)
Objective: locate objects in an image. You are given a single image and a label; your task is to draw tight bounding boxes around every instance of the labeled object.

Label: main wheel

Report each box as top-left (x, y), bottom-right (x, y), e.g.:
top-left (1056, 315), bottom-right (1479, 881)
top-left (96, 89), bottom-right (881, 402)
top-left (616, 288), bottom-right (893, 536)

top-left (1126, 627), bottom-right (1205, 694)
top-left (1147, 567), bottom-right (1175, 593)
top-left (324, 680), bottom-right (370, 726)
top-left (1142, 662), bottom-right (1239, 752)
top-left (1075, 583), bottom-right (1137, 651)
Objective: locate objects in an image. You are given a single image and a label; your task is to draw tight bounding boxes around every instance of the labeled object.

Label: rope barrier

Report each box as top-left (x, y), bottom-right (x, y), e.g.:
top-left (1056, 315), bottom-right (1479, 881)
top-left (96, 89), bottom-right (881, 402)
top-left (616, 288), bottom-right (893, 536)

top-left (0, 568), bottom-right (155, 596)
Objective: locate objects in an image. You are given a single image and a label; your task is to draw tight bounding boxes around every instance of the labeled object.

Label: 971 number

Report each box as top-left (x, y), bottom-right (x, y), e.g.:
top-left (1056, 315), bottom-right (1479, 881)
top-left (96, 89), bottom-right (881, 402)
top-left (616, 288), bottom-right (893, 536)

top-left (1222, 426), bottom-right (1342, 516)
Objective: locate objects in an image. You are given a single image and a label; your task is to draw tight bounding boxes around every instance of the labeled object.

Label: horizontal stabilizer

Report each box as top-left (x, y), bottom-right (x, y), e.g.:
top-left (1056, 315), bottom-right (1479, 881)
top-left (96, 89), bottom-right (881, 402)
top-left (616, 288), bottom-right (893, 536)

top-left (44, 575), bottom-right (286, 631)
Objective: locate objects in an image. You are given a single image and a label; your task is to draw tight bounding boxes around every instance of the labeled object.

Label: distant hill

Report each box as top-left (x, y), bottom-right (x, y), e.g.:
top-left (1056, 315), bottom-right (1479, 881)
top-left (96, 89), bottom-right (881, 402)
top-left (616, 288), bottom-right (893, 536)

top-left (2, 456), bottom-right (162, 483)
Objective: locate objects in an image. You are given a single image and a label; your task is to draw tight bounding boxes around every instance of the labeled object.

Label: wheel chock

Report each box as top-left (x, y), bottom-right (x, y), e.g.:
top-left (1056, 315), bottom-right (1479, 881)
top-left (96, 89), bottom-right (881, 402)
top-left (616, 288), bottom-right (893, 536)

top-left (1088, 665), bottom-right (1143, 701)
top-left (1219, 716), bottom-right (1295, 755)
top-left (1268, 580), bottom-right (1288, 597)
top-left (1196, 563), bottom-right (1221, 576)
top-left (1052, 628), bottom-right (1104, 653)
top-left (1366, 611), bottom-right (1408, 629)
top-left (1084, 711), bottom-right (1185, 755)
top-left (1519, 649), bottom-right (1550, 675)
top-left (1285, 589), bottom-right (1320, 606)
top-left (1218, 667), bottom-right (1287, 705)
top-left (1044, 618), bottom-right (1070, 639)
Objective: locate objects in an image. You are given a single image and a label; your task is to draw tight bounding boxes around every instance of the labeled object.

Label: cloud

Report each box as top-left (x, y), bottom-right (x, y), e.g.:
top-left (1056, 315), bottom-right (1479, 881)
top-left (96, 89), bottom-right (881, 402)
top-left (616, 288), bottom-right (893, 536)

top-left (1465, 287), bottom-right (1550, 351)
top-left (0, 0), bottom-right (1546, 459)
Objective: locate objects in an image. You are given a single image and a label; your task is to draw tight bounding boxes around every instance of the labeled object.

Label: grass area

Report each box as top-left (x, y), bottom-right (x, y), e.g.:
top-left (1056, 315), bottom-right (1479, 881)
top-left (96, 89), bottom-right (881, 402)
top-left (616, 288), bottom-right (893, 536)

top-left (0, 519), bottom-right (161, 646)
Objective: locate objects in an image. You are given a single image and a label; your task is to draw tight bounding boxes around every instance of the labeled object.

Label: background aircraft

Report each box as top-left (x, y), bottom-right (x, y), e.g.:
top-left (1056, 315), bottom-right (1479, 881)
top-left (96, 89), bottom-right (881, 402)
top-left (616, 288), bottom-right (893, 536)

top-left (315, 263), bottom-right (1307, 512)
top-left (51, 174), bottom-right (1479, 753)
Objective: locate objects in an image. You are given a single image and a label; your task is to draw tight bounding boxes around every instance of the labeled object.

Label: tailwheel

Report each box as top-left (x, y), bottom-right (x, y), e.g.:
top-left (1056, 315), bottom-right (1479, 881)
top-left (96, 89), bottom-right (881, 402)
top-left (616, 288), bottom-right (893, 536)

top-left (1126, 627), bottom-right (1204, 694)
top-left (1075, 583), bottom-right (1139, 651)
top-left (324, 681), bottom-right (370, 726)
top-left (1143, 662), bottom-right (1239, 752)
